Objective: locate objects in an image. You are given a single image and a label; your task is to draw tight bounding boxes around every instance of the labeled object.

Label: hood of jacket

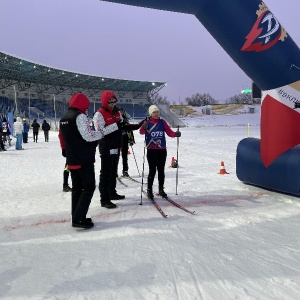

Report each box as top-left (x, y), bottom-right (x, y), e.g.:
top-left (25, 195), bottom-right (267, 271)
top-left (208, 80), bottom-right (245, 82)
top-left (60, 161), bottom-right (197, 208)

top-left (69, 93), bottom-right (90, 113)
top-left (100, 90), bottom-right (117, 110)
top-left (16, 117), bottom-right (22, 122)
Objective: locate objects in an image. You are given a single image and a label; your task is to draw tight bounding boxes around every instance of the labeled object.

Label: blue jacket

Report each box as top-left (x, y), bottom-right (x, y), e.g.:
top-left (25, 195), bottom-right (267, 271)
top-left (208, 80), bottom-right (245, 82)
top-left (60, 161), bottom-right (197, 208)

top-left (23, 122), bottom-right (29, 133)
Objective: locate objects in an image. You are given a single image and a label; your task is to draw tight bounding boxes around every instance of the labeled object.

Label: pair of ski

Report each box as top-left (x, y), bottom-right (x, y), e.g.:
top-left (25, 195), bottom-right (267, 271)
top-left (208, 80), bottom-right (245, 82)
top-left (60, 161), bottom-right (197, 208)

top-left (117, 176), bottom-right (143, 187)
top-left (142, 190), bottom-right (195, 218)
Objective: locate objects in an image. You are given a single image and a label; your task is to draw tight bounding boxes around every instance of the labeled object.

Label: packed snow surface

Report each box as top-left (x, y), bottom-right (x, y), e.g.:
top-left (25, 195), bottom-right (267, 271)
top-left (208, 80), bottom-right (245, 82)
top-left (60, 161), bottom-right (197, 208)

top-left (1, 111), bottom-right (300, 300)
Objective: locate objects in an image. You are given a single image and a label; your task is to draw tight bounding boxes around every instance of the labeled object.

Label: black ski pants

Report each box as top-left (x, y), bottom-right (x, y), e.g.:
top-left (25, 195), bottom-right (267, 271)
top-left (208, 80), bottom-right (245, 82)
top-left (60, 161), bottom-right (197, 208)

top-left (33, 132), bottom-right (38, 142)
top-left (147, 149), bottom-right (167, 191)
top-left (70, 164), bottom-right (96, 222)
top-left (99, 152), bottom-right (119, 203)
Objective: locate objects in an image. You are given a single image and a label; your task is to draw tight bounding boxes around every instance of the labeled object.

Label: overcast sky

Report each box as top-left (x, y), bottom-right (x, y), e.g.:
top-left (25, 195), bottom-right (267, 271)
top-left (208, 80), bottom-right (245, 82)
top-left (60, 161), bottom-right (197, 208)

top-left (1, 0), bottom-right (299, 103)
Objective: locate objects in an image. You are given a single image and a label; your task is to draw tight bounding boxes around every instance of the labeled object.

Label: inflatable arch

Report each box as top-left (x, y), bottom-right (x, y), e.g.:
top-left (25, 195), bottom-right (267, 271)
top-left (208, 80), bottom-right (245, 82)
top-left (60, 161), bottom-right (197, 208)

top-left (102, 0), bottom-right (300, 196)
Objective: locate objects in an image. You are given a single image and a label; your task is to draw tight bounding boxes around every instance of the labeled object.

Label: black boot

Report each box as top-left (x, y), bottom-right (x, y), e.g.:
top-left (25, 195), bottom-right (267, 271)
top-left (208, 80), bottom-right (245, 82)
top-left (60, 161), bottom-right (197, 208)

top-left (110, 193), bottom-right (125, 200)
top-left (72, 218), bottom-right (94, 229)
top-left (122, 171), bottom-right (129, 177)
top-left (158, 188), bottom-right (167, 198)
top-left (146, 189), bottom-right (154, 200)
top-left (63, 185), bottom-right (72, 192)
top-left (101, 200), bottom-right (117, 209)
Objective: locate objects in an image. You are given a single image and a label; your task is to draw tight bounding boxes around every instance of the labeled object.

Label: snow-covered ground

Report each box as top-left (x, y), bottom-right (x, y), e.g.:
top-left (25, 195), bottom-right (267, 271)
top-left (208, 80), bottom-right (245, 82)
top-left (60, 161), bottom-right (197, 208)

top-left (1, 110), bottom-right (300, 300)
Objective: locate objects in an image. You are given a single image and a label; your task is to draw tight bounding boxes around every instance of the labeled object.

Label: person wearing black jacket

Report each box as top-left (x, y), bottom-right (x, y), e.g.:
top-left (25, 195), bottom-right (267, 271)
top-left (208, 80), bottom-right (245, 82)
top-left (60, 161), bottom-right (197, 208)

top-left (42, 120), bottom-right (51, 142)
top-left (59, 93), bottom-right (103, 229)
top-left (93, 90), bottom-right (144, 209)
top-left (119, 108), bottom-right (136, 177)
top-left (31, 119), bottom-right (40, 142)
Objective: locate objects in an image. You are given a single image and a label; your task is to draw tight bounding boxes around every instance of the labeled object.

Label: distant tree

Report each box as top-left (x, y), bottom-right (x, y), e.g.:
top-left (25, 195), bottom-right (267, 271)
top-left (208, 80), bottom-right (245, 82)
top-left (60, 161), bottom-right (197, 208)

top-left (226, 93), bottom-right (252, 104)
top-left (185, 93), bottom-right (216, 106)
top-left (151, 93), bottom-right (169, 105)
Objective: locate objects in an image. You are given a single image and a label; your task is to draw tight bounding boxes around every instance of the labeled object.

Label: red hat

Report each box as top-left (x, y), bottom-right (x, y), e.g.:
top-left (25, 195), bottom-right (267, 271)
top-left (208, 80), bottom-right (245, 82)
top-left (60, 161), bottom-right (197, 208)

top-left (101, 90), bottom-right (117, 108)
top-left (69, 93), bottom-right (90, 113)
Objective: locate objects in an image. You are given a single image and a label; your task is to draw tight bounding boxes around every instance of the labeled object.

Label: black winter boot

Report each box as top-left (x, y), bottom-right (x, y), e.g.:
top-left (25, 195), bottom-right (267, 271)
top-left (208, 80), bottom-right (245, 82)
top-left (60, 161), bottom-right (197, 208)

top-left (158, 189), bottom-right (167, 198)
top-left (101, 200), bottom-right (117, 209)
top-left (72, 218), bottom-right (94, 229)
top-left (63, 185), bottom-right (72, 192)
top-left (146, 189), bottom-right (154, 200)
top-left (122, 171), bottom-right (130, 177)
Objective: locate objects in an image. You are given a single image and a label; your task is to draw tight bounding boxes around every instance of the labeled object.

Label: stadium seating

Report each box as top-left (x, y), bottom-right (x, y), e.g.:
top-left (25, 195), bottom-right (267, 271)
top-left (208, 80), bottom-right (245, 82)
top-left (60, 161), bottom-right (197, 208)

top-left (0, 96), bottom-right (147, 121)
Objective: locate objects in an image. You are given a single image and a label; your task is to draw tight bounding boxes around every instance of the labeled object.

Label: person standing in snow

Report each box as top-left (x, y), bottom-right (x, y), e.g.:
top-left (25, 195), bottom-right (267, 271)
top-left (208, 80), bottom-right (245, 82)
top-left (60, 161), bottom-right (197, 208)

top-left (22, 119), bottom-right (29, 143)
top-left (1, 117), bottom-right (11, 145)
top-left (140, 105), bottom-right (181, 199)
top-left (13, 117), bottom-right (23, 150)
top-left (58, 130), bottom-right (72, 192)
top-left (42, 120), bottom-right (51, 142)
top-left (59, 93), bottom-right (103, 229)
top-left (0, 124), bottom-right (6, 151)
top-left (119, 107), bottom-right (137, 178)
top-left (31, 119), bottom-right (40, 142)
top-left (93, 90), bottom-right (144, 209)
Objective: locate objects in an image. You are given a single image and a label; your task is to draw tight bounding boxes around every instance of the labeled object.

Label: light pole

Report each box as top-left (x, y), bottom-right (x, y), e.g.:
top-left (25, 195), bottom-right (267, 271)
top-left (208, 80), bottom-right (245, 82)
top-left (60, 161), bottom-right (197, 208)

top-left (29, 90), bottom-right (31, 124)
top-left (53, 94), bottom-right (57, 130)
top-left (13, 85), bottom-right (18, 115)
top-left (132, 102), bottom-right (135, 123)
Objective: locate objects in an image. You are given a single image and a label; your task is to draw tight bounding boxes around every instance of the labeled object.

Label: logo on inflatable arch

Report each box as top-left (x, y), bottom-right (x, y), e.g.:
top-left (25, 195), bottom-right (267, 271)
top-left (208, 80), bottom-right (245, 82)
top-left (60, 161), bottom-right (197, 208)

top-left (241, 3), bottom-right (287, 52)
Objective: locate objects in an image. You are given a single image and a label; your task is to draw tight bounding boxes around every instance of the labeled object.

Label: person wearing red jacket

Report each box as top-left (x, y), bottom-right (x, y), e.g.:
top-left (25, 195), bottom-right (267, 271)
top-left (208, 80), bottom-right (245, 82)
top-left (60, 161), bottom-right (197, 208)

top-left (93, 90), bottom-right (144, 209)
top-left (59, 93), bottom-right (103, 229)
top-left (140, 105), bottom-right (181, 199)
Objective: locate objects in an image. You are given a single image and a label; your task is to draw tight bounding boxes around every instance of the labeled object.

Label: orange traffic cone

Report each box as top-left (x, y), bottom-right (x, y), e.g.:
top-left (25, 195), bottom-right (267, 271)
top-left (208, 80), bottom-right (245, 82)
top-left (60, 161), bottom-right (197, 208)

top-left (170, 157), bottom-right (175, 167)
top-left (218, 161), bottom-right (229, 174)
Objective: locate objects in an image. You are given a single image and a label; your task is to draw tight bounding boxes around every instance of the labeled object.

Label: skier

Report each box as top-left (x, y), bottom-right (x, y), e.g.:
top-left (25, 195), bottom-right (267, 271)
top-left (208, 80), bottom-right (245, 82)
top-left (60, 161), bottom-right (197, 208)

top-left (140, 105), bottom-right (181, 199)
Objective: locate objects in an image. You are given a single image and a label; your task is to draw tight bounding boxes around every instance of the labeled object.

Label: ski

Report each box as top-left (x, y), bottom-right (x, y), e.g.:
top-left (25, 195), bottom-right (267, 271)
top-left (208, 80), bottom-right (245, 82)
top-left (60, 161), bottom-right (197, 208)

top-left (156, 194), bottom-right (195, 215)
top-left (117, 177), bottom-right (128, 187)
top-left (122, 175), bottom-right (143, 184)
top-left (142, 190), bottom-right (168, 218)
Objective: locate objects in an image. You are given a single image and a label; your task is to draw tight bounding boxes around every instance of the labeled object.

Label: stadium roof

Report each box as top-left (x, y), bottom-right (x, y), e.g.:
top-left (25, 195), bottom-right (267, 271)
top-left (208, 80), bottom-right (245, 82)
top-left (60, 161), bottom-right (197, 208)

top-left (0, 51), bottom-right (165, 97)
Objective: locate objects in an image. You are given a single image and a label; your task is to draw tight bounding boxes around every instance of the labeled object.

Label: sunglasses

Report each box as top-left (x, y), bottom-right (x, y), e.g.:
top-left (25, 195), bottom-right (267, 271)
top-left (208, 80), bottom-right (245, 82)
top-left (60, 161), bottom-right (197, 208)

top-left (108, 99), bottom-right (117, 104)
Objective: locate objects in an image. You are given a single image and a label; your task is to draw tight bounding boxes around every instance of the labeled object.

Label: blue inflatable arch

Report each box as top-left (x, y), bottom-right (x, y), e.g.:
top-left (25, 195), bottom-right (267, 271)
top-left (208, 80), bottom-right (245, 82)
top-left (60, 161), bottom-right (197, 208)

top-left (102, 0), bottom-right (300, 196)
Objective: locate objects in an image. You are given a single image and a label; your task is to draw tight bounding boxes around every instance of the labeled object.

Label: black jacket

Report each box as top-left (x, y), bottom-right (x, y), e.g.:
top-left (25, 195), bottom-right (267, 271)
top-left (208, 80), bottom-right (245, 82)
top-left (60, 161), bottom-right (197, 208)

top-left (60, 108), bottom-right (98, 165)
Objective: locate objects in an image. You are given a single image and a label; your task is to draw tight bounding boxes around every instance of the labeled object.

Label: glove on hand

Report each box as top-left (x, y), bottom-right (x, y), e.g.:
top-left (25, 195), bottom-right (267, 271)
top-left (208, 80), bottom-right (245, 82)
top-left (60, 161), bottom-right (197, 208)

top-left (62, 149), bottom-right (66, 157)
top-left (176, 131), bottom-right (181, 137)
top-left (143, 120), bottom-right (149, 131)
top-left (137, 118), bottom-right (147, 129)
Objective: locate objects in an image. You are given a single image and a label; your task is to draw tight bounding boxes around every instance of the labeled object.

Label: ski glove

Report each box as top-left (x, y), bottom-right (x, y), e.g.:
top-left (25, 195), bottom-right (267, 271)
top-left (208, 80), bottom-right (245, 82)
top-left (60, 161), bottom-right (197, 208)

top-left (138, 118), bottom-right (146, 128)
top-left (175, 131), bottom-right (181, 137)
top-left (62, 149), bottom-right (66, 157)
top-left (143, 120), bottom-right (149, 131)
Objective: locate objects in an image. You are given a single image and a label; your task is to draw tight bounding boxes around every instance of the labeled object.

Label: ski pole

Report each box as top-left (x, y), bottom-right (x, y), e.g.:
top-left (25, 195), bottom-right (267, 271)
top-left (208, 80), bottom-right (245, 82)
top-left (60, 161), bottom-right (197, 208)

top-left (131, 145), bottom-right (141, 177)
top-left (140, 129), bottom-right (147, 205)
top-left (175, 125), bottom-right (180, 195)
